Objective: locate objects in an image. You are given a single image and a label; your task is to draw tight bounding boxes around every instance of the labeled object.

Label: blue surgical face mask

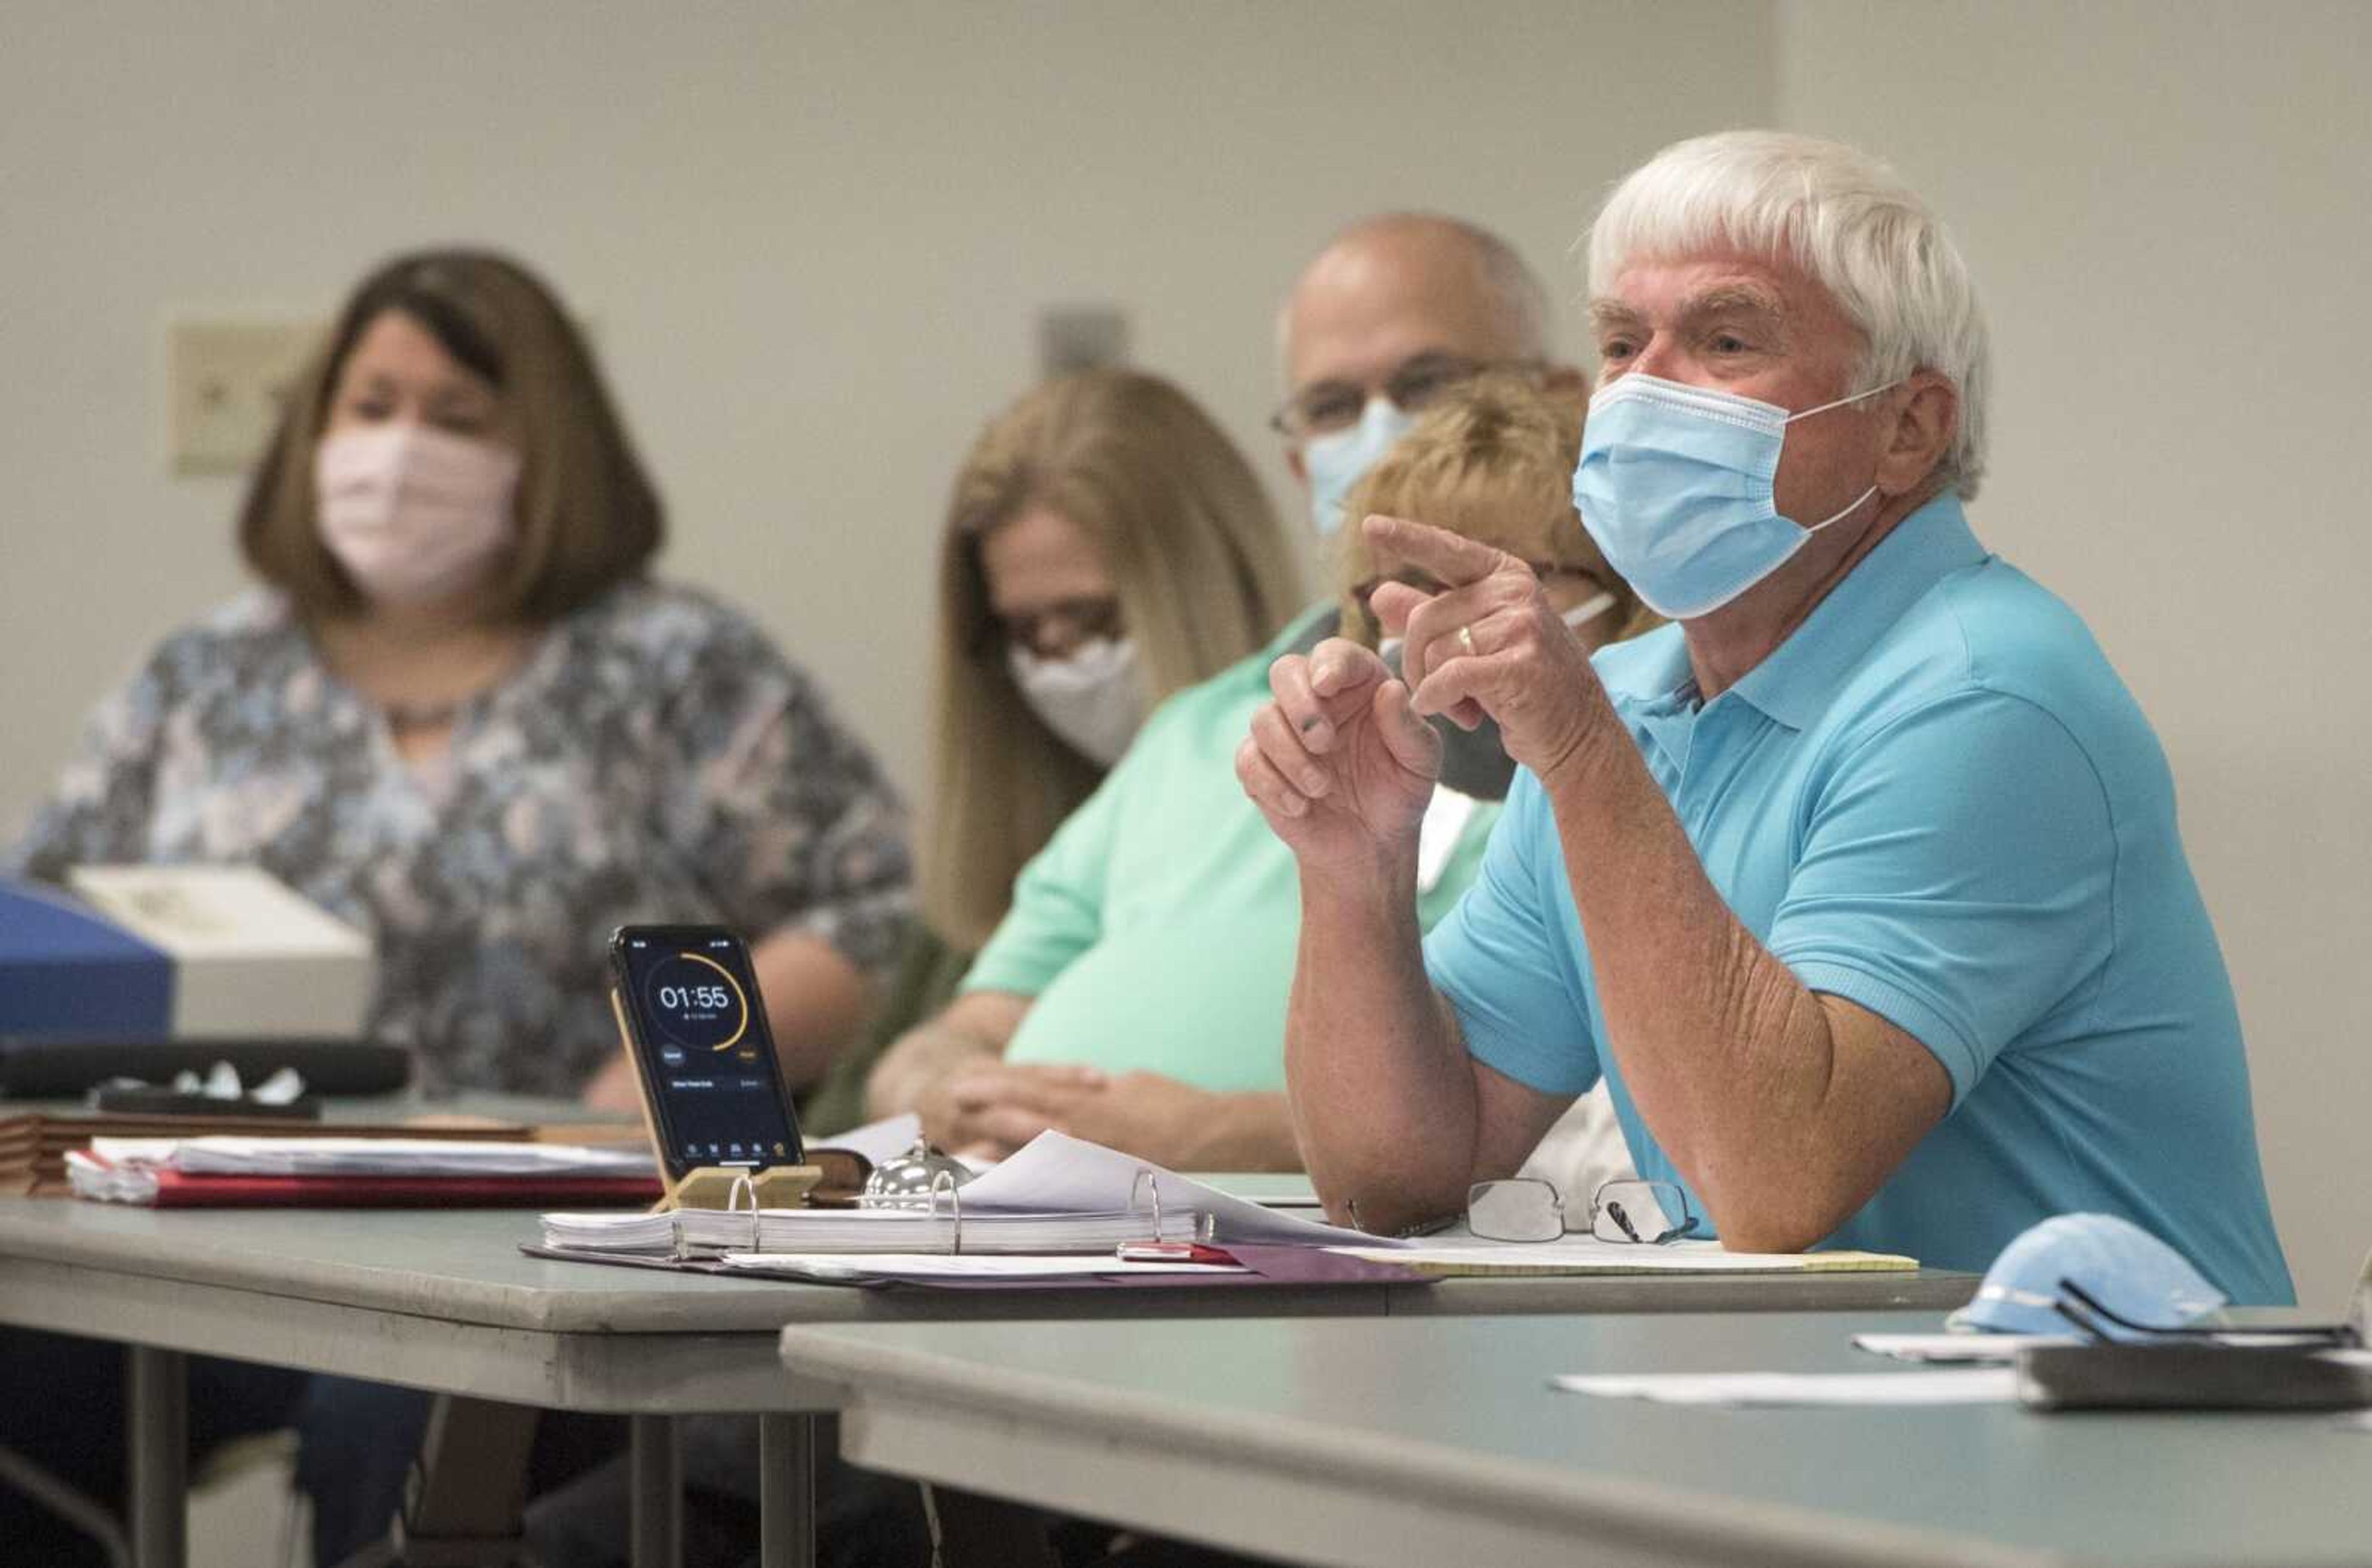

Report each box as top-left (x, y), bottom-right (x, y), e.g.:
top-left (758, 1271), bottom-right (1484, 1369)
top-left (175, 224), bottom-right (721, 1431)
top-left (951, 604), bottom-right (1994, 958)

top-left (1946, 1213), bottom-right (2229, 1340)
top-left (1570, 372), bottom-right (1901, 619)
top-left (1304, 396), bottom-right (1418, 536)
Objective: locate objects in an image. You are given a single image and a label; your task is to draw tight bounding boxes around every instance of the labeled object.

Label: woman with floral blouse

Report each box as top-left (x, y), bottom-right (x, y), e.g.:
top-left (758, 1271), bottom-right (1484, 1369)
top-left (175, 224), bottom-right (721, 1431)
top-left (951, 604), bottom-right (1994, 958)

top-left (0, 248), bottom-right (911, 1565)
top-left (7, 249), bottom-right (910, 1099)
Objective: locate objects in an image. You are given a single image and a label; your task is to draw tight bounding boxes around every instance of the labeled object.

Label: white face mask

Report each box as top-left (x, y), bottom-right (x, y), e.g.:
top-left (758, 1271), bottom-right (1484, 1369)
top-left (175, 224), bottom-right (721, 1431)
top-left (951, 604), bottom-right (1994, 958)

top-left (1008, 636), bottom-right (1146, 767)
top-left (314, 424), bottom-right (522, 608)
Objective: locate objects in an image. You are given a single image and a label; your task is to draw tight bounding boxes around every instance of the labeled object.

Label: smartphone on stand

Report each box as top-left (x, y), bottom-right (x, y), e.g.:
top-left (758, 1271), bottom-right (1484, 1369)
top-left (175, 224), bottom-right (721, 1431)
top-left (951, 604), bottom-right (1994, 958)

top-left (607, 925), bottom-right (805, 1182)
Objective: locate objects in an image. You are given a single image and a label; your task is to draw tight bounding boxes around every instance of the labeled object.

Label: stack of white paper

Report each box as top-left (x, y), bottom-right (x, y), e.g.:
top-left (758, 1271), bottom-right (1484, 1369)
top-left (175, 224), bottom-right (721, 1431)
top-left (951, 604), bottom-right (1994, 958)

top-left (540, 1204), bottom-right (1205, 1257)
top-left (537, 1210), bottom-right (680, 1254)
top-left (63, 1152), bottom-right (160, 1204)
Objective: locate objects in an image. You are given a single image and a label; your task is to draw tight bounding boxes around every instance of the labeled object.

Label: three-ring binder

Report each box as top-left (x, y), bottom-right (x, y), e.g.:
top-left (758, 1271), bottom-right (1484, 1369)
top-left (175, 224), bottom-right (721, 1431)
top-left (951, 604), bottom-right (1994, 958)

top-left (652, 1162), bottom-right (1208, 1260)
top-left (1123, 1168), bottom-right (1218, 1260)
top-left (928, 1168), bottom-right (965, 1255)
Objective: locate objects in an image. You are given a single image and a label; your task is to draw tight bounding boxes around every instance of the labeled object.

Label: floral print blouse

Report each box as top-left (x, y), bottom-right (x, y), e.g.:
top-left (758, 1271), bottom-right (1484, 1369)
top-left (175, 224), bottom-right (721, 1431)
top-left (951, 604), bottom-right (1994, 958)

top-left (5, 582), bottom-right (912, 1096)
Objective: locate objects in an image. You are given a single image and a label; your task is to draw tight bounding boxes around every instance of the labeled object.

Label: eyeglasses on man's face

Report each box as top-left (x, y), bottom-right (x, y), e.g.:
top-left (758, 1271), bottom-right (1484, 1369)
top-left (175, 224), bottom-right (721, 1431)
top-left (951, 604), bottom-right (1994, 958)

top-left (1272, 351), bottom-right (1536, 438)
top-left (1465, 1176), bottom-right (1701, 1244)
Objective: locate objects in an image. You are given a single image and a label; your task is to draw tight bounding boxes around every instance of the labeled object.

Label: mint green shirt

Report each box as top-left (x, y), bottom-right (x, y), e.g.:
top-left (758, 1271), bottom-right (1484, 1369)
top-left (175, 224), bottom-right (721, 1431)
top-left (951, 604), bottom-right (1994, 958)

top-left (965, 608), bottom-right (1497, 1091)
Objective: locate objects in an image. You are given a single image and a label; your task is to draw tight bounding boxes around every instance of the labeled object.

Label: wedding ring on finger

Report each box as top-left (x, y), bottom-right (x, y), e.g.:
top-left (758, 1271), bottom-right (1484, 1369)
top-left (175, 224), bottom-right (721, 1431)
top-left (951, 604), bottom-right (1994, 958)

top-left (1457, 624), bottom-right (1478, 656)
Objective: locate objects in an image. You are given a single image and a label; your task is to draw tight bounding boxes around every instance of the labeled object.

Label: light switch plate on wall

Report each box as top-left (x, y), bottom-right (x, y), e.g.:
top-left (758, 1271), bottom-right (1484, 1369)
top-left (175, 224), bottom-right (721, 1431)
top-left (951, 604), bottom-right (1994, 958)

top-left (1038, 304), bottom-right (1129, 375)
top-left (166, 317), bottom-right (324, 476)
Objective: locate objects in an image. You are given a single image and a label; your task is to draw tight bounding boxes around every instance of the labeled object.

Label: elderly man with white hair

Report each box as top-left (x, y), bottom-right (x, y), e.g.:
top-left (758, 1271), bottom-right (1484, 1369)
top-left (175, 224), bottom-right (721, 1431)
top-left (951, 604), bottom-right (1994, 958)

top-left (1239, 130), bottom-right (2293, 1299)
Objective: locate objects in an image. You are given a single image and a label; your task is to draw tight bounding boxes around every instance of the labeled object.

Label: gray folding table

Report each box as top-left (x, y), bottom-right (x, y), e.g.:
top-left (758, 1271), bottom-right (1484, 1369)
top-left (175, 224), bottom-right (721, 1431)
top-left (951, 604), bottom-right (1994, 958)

top-left (783, 1307), bottom-right (2372, 1568)
top-left (0, 1197), bottom-right (1977, 1567)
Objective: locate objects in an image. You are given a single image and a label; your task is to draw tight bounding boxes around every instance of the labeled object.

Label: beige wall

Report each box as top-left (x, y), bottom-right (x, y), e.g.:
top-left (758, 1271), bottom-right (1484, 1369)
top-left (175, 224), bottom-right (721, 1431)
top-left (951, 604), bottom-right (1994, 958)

top-left (1777, 0), bottom-right (2372, 1312)
top-left (0, 0), bottom-right (1769, 824)
top-left (3, 2), bottom-right (2361, 1309)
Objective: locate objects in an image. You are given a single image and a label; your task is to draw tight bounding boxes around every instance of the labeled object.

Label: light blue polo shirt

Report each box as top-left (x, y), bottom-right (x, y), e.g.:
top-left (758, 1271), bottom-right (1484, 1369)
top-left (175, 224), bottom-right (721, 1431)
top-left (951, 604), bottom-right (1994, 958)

top-left (1424, 495), bottom-right (2292, 1301)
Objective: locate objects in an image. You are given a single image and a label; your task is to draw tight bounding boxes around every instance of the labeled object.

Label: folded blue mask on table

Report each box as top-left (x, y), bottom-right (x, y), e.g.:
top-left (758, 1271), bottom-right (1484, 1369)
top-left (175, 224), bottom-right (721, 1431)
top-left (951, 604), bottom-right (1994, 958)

top-left (1948, 1212), bottom-right (2228, 1340)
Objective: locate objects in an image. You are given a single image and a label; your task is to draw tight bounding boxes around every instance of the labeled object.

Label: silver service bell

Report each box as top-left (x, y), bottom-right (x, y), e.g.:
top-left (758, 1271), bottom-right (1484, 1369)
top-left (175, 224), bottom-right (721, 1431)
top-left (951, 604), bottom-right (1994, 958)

top-left (860, 1138), bottom-right (975, 1210)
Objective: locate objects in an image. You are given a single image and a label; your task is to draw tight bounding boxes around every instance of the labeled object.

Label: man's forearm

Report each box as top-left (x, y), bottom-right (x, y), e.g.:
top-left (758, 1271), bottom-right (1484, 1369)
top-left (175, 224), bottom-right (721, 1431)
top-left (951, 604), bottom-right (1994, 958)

top-left (1542, 716), bottom-right (1897, 1246)
top-left (1284, 851), bottom-right (1478, 1230)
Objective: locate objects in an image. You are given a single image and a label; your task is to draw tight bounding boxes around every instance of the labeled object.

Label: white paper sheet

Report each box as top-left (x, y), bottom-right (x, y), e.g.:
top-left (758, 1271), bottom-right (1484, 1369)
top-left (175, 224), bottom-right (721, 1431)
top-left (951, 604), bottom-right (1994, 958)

top-left (1854, 1332), bottom-right (2079, 1362)
top-left (712, 1251), bottom-right (1243, 1280)
top-left (959, 1131), bottom-right (1385, 1248)
top-left (1553, 1369), bottom-right (2019, 1406)
top-left (818, 1113), bottom-right (925, 1167)
top-left (810, 1113), bottom-right (995, 1173)
top-left (1334, 1235), bottom-right (1914, 1276)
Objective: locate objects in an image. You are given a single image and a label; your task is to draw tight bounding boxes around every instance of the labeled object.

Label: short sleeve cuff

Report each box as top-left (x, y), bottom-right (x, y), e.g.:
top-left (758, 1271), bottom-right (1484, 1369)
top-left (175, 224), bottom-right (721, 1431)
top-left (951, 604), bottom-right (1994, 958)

top-left (956, 944), bottom-right (1056, 1001)
top-left (1426, 955), bottom-right (1599, 1099)
top-left (1784, 957), bottom-right (1984, 1107)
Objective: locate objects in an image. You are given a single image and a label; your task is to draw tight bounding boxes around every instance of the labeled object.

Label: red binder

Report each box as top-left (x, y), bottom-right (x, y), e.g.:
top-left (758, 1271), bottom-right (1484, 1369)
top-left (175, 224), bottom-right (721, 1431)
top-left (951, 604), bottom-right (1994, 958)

top-left (139, 1169), bottom-right (660, 1209)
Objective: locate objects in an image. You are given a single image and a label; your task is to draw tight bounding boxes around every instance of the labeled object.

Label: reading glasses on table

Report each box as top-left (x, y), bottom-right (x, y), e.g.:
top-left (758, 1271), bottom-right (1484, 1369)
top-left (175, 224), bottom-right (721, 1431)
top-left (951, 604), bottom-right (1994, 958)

top-left (1348, 1176), bottom-right (1701, 1241)
top-left (1466, 1176), bottom-right (1701, 1245)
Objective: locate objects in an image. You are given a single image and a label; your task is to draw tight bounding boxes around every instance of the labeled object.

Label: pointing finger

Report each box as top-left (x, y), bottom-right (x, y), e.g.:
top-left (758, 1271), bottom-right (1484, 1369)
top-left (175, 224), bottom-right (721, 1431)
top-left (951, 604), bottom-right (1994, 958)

top-left (1361, 513), bottom-right (1513, 589)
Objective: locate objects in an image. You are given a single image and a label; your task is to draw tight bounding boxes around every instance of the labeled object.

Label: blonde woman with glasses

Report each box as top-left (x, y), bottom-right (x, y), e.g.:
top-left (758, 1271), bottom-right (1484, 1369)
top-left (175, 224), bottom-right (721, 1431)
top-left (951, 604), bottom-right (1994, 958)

top-left (799, 367), bottom-right (1302, 1130)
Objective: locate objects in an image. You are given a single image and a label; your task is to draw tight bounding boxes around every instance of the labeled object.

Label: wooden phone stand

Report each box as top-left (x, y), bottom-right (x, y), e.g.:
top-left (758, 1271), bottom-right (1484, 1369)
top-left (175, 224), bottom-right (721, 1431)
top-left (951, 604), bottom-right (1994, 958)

top-left (652, 1162), bottom-right (822, 1214)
